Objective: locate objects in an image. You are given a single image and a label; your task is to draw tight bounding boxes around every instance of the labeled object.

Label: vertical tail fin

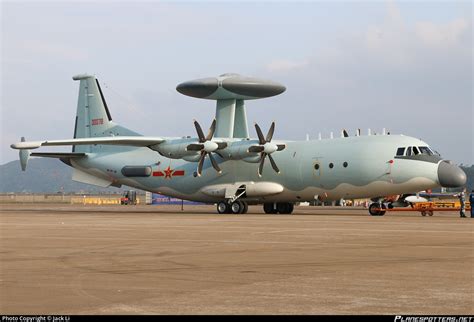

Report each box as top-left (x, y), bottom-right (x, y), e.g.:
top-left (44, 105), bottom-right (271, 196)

top-left (71, 74), bottom-right (140, 152)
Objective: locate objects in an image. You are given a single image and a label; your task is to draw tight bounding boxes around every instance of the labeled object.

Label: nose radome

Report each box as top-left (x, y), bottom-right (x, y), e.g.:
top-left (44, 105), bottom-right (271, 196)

top-left (437, 161), bottom-right (467, 188)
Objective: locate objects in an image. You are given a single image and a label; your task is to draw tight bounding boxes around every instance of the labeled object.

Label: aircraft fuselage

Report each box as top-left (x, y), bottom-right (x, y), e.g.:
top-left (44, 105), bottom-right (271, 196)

top-left (69, 134), bottom-right (450, 204)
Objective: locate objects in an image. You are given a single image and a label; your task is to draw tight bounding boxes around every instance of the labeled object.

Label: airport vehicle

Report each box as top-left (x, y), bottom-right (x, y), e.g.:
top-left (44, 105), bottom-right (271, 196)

top-left (371, 200), bottom-right (471, 216)
top-left (369, 190), bottom-right (462, 216)
top-left (120, 190), bottom-right (137, 205)
top-left (11, 74), bottom-right (467, 215)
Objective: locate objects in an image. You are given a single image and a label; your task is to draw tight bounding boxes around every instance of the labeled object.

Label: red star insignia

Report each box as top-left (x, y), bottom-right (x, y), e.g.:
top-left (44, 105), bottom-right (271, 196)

top-left (164, 166), bottom-right (173, 179)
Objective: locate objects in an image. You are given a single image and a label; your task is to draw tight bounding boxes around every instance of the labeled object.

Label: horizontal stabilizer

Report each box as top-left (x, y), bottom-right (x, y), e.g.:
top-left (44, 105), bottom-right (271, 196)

top-left (11, 136), bottom-right (165, 150)
top-left (30, 152), bottom-right (87, 158)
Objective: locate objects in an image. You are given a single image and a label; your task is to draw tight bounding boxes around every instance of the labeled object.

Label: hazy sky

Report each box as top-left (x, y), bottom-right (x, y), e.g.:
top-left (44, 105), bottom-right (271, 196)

top-left (1, 1), bottom-right (472, 165)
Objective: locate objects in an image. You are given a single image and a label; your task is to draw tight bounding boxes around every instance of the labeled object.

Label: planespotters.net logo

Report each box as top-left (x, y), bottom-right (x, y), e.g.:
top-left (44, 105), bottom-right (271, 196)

top-left (395, 317), bottom-right (474, 322)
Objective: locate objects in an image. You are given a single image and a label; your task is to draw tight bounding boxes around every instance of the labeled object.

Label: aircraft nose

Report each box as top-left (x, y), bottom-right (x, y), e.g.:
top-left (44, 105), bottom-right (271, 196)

top-left (437, 161), bottom-right (467, 188)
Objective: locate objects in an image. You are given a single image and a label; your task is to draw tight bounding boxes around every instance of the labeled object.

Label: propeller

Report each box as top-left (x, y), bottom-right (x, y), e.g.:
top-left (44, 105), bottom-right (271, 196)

top-left (249, 122), bottom-right (285, 177)
top-left (186, 119), bottom-right (226, 176)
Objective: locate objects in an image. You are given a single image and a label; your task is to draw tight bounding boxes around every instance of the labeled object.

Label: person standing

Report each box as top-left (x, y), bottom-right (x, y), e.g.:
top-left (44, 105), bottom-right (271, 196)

top-left (457, 188), bottom-right (466, 218)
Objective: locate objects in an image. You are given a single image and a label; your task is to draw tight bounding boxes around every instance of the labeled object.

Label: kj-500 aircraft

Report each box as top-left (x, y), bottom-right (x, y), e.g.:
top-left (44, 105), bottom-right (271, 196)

top-left (11, 73), bottom-right (467, 215)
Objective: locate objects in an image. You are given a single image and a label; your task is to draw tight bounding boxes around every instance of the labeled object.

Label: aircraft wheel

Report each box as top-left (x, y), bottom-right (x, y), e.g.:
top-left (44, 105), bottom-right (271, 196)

top-left (277, 202), bottom-right (294, 214)
top-left (263, 203), bottom-right (277, 214)
top-left (231, 201), bottom-right (244, 214)
top-left (241, 202), bottom-right (249, 214)
top-left (421, 211), bottom-right (427, 216)
top-left (369, 203), bottom-right (386, 216)
top-left (428, 210), bottom-right (434, 216)
top-left (217, 201), bottom-right (230, 214)
top-left (288, 203), bottom-right (294, 214)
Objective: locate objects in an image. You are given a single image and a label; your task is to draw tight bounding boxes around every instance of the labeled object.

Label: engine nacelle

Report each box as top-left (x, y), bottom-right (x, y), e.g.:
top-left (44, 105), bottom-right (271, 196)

top-left (219, 140), bottom-right (261, 161)
top-left (155, 140), bottom-right (199, 160)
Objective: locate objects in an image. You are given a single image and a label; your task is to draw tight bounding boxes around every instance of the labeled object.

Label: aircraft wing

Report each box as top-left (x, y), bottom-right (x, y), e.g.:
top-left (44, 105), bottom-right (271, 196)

top-left (10, 136), bottom-right (165, 150)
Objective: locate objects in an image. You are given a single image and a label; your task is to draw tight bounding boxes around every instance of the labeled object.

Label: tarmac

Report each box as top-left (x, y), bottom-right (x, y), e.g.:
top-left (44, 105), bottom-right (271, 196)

top-left (0, 204), bottom-right (473, 315)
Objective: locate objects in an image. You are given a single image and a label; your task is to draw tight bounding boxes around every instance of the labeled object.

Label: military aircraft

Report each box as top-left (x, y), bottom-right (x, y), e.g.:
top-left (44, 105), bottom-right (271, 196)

top-left (11, 73), bottom-right (467, 215)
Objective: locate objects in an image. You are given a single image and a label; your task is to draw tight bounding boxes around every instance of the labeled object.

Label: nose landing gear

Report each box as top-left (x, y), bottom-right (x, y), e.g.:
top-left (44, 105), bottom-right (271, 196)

top-left (368, 202), bottom-right (386, 216)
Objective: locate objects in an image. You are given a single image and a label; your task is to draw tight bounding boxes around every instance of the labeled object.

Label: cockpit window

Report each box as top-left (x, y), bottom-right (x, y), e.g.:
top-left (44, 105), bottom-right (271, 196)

top-left (396, 147), bottom-right (405, 156)
top-left (418, 146), bottom-right (433, 156)
top-left (398, 146), bottom-right (440, 157)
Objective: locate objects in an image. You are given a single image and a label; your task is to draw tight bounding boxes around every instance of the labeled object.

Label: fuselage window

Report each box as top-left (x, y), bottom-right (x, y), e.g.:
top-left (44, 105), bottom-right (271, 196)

top-left (418, 146), bottom-right (433, 156)
top-left (343, 162), bottom-right (348, 168)
top-left (329, 163), bottom-right (334, 169)
top-left (396, 147), bottom-right (405, 156)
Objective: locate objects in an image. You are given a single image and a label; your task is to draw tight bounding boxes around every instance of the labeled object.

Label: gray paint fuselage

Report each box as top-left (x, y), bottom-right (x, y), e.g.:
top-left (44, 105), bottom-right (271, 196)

top-left (70, 134), bottom-right (442, 203)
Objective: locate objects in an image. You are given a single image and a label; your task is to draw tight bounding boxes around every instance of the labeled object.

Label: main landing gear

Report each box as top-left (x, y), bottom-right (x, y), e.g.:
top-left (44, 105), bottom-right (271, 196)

top-left (217, 200), bottom-right (248, 214)
top-left (216, 201), bottom-right (294, 215)
top-left (263, 202), bottom-right (294, 215)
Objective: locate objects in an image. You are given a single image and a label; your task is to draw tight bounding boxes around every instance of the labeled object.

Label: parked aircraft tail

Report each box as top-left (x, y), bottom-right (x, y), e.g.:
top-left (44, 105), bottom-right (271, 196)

top-left (72, 74), bottom-right (140, 152)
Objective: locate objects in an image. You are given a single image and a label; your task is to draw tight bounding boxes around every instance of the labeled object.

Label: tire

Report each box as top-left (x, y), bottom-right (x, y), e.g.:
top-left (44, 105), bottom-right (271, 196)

top-left (288, 203), bottom-right (294, 214)
top-left (263, 203), bottom-right (277, 214)
top-left (217, 202), bottom-right (230, 214)
top-left (428, 211), bottom-right (434, 216)
top-left (421, 211), bottom-right (427, 216)
top-left (231, 201), bottom-right (244, 214)
top-left (369, 203), bottom-right (386, 216)
top-left (277, 202), bottom-right (293, 214)
top-left (242, 202), bottom-right (249, 214)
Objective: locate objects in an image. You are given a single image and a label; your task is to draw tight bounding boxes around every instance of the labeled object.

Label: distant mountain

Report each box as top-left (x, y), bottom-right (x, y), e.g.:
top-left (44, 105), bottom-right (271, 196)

top-left (0, 158), bottom-right (127, 193)
top-left (0, 157), bottom-right (472, 193)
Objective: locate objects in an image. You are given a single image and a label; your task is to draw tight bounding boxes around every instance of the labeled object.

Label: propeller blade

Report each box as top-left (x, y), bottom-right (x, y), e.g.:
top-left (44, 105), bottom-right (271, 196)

top-left (248, 145), bottom-right (264, 153)
top-left (268, 154), bottom-right (280, 174)
top-left (197, 151), bottom-right (206, 176)
top-left (266, 122), bottom-right (275, 142)
top-left (206, 119), bottom-right (216, 141)
top-left (276, 144), bottom-right (286, 151)
top-left (258, 153), bottom-right (266, 177)
top-left (343, 129), bottom-right (349, 137)
top-left (208, 153), bottom-right (222, 173)
top-left (186, 143), bottom-right (204, 151)
top-left (255, 123), bottom-right (266, 145)
top-left (194, 120), bottom-right (206, 143)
